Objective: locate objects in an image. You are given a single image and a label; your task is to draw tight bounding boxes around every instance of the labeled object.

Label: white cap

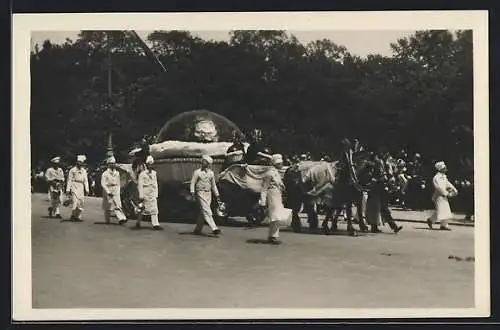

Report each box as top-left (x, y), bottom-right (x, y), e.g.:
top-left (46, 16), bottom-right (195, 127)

top-left (76, 155), bottom-right (86, 163)
top-left (435, 161), bottom-right (446, 171)
top-left (51, 156), bottom-right (61, 163)
top-left (146, 155), bottom-right (154, 164)
top-left (271, 154), bottom-right (283, 165)
top-left (106, 156), bottom-right (116, 164)
top-left (202, 155), bottom-right (213, 164)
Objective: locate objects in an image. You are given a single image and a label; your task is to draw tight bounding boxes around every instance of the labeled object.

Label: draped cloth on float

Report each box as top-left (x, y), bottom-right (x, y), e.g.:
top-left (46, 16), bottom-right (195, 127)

top-left (149, 141), bottom-right (250, 159)
top-left (285, 161), bottom-right (340, 206)
top-left (217, 164), bottom-right (287, 194)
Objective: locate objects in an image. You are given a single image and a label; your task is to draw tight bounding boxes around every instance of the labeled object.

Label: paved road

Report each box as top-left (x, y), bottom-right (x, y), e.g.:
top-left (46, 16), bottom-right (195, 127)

top-left (31, 194), bottom-right (474, 309)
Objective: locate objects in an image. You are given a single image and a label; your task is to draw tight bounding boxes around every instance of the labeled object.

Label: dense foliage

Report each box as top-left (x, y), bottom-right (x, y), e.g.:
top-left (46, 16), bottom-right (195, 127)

top-left (30, 30), bottom-right (473, 172)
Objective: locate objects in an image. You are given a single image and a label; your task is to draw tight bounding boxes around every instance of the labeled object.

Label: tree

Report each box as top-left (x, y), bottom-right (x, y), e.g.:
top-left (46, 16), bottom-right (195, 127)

top-left (30, 29), bottom-right (473, 173)
top-left (389, 30), bottom-right (473, 161)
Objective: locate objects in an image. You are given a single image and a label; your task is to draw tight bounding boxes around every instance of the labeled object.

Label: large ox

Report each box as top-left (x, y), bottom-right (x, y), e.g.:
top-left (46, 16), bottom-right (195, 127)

top-left (283, 151), bottom-right (375, 236)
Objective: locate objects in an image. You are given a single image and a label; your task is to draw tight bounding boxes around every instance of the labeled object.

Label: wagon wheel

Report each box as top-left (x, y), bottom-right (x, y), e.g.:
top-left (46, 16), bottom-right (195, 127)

top-left (121, 198), bottom-right (138, 220)
top-left (247, 204), bottom-right (265, 227)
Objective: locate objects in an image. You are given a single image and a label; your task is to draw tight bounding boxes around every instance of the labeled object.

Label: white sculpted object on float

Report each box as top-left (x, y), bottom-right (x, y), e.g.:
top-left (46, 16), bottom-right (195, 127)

top-left (192, 119), bottom-right (219, 142)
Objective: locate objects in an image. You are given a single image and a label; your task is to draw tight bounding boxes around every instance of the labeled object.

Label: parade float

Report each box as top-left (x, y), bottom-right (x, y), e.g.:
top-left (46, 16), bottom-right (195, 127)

top-left (115, 109), bottom-right (293, 224)
top-left (119, 109), bottom-right (249, 220)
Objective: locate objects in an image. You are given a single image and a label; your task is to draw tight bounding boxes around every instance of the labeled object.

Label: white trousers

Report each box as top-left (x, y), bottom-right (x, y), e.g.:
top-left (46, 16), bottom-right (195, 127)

top-left (428, 196), bottom-right (453, 228)
top-left (268, 220), bottom-right (280, 239)
top-left (194, 191), bottom-right (218, 232)
top-left (361, 191), bottom-right (368, 218)
top-left (428, 213), bottom-right (450, 228)
top-left (49, 192), bottom-right (62, 215)
top-left (151, 214), bottom-right (160, 226)
top-left (70, 192), bottom-right (85, 219)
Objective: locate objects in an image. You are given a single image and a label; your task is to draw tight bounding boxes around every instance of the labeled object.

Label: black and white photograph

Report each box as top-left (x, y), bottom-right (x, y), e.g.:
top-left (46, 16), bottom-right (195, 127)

top-left (12, 11), bottom-right (489, 320)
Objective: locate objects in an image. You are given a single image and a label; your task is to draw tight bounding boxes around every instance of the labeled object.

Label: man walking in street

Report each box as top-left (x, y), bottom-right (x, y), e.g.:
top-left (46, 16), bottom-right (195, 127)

top-left (101, 156), bottom-right (128, 225)
top-left (190, 155), bottom-right (222, 236)
top-left (66, 155), bottom-right (89, 221)
top-left (45, 156), bottom-right (65, 218)
top-left (259, 154), bottom-right (286, 245)
top-left (427, 161), bottom-right (458, 231)
top-left (136, 155), bottom-right (162, 230)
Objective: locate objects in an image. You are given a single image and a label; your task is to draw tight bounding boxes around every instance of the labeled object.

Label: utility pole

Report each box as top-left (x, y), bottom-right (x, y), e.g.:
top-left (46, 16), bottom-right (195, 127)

top-left (105, 32), bottom-right (114, 159)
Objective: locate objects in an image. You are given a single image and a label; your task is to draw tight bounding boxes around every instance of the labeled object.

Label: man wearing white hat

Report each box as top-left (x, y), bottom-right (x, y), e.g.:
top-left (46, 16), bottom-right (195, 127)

top-left (427, 161), bottom-right (458, 230)
top-left (101, 156), bottom-right (128, 224)
top-left (66, 155), bottom-right (89, 221)
top-left (190, 154), bottom-right (222, 236)
top-left (259, 154), bottom-right (286, 244)
top-left (136, 155), bottom-right (162, 230)
top-left (45, 156), bottom-right (65, 218)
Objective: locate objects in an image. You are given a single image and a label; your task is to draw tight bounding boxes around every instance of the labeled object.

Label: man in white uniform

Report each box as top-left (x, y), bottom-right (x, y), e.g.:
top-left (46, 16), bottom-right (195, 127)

top-left (427, 161), bottom-right (458, 230)
top-left (136, 155), bottom-right (162, 230)
top-left (259, 154), bottom-right (286, 244)
top-left (45, 156), bottom-right (65, 218)
top-left (101, 156), bottom-right (128, 224)
top-left (190, 155), bottom-right (222, 236)
top-left (66, 155), bottom-right (89, 221)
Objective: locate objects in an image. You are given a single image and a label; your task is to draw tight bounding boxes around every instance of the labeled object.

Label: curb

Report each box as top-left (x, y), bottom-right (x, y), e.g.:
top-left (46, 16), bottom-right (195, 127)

top-left (393, 218), bottom-right (474, 228)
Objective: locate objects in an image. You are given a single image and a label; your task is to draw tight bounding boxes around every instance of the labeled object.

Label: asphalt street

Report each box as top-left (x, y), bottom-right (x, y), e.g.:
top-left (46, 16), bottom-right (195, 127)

top-left (31, 193), bottom-right (474, 309)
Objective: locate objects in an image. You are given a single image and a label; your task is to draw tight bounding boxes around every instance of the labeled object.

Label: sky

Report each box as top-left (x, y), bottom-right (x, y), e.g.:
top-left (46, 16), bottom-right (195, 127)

top-left (31, 30), bottom-right (417, 58)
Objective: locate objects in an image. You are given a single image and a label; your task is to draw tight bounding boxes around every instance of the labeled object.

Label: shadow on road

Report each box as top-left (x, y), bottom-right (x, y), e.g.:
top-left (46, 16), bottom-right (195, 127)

top-left (41, 216), bottom-right (57, 219)
top-left (129, 226), bottom-right (157, 231)
top-left (59, 219), bottom-right (83, 223)
top-left (178, 231), bottom-right (219, 238)
top-left (280, 228), bottom-right (370, 237)
top-left (246, 238), bottom-right (282, 245)
top-left (415, 227), bottom-right (434, 231)
top-left (414, 227), bottom-right (456, 231)
top-left (158, 216), bottom-right (252, 229)
top-left (94, 221), bottom-right (122, 226)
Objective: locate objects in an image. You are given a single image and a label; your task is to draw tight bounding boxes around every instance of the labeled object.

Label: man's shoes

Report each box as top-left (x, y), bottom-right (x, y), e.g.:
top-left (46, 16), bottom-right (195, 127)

top-left (152, 226), bottom-right (163, 231)
top-left (55, 214), bottom-right (62, 219)
top-left (212, 229), bottom-right (221, 236)
top-left (393, 225), bottom-right (403, 234)
top-left (371, 226), bottom-right (382, 233)
top-left (440, 227), bottom-right (452, 231)
top-left (118, 219), bottom-right (128, 225)
top-left (426, 218), bottom-right (433, 230)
